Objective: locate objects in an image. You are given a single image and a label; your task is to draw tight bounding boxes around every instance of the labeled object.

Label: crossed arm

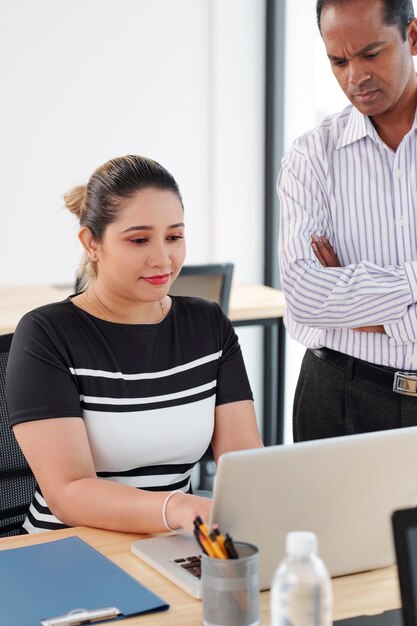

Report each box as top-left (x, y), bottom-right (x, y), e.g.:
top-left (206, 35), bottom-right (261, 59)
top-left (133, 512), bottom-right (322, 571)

top-left (310, 234), bottom-right (385, 334)
top-left (278, 155), bottom-right (417, 341)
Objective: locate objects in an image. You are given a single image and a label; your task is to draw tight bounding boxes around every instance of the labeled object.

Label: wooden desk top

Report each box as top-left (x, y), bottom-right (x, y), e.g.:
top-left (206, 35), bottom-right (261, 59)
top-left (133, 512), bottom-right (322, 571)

top-left (0, 283), bottom-right (286, 334)
top-left (229, 283), bottom-right (286, 322)
top-left (0, 527), bottom-right (401, 625)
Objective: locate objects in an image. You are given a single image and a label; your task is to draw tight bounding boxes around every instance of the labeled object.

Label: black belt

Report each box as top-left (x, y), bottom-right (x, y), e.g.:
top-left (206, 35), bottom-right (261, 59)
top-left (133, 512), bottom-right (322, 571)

top-left (311, 348), bottom-right (417, 396)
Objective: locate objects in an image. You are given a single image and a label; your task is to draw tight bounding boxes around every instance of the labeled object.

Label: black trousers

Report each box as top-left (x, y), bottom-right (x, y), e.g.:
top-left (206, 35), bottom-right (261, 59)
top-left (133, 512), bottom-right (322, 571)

top-left (293, 349), bottom-right (417, 442)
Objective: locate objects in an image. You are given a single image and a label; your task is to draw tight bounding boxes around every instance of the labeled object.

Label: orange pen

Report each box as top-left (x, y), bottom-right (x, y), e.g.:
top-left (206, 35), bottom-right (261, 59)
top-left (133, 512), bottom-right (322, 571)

top-left (209, 530), bottom-right (228, 559)
top-left (211, 524), bottom-right (228, 558)
top-left (194, 515), bottom-right (211, 541)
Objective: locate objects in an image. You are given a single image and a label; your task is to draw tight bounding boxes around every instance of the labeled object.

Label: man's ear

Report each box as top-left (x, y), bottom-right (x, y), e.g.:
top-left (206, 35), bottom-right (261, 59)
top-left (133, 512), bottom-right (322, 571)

top-left (407, 18), bottom-right (417, 55)
top-left (78, 227), bottom-right (100, 261)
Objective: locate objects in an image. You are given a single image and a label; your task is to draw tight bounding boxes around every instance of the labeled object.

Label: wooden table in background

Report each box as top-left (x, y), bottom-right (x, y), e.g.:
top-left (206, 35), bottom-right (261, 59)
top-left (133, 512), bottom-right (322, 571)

top-left (0, 526), bottom-right (401, 625)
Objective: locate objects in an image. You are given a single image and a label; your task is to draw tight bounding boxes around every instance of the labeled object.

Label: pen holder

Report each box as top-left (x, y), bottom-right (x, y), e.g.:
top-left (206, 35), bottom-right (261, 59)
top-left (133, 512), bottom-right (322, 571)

top-left (201, 542), bottom-right (260, 626)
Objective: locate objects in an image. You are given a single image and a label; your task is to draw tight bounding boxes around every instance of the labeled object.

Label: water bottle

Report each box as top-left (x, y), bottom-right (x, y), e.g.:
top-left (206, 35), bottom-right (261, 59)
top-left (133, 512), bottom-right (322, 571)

top-left (271, 531), bottom-right (332, 626)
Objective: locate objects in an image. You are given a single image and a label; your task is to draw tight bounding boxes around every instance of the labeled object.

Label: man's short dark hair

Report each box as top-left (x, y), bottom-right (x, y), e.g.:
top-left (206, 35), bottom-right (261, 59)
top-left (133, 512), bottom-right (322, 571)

top-left (316, 0), bottom-right (415, 41)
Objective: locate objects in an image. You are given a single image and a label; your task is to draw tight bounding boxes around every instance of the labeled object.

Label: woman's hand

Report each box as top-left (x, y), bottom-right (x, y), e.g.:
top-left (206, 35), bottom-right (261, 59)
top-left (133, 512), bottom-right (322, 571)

top-left (165, 492), bottom-right (213, 534)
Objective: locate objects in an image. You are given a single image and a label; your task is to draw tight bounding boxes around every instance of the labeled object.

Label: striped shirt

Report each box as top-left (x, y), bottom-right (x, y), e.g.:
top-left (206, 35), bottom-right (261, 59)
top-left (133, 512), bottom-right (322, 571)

top-left (6, 296), bottom-right (252, 533)
top-left (278, 103), bottom-right (417, 370)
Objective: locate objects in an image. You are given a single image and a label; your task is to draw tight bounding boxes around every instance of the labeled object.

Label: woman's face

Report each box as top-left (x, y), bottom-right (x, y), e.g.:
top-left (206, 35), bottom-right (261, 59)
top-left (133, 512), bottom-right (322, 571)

top-left (94, 187), bottom-right (186, 303)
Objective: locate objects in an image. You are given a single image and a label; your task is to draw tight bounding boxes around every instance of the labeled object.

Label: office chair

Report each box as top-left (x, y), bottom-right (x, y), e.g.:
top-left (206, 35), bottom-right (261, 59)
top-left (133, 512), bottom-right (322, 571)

top-left (170, 263), bottom-right (234, 492)
top-left (169, 263), bottom-right (234, 314)
top-left (0, 333), bottom-right (36, 537)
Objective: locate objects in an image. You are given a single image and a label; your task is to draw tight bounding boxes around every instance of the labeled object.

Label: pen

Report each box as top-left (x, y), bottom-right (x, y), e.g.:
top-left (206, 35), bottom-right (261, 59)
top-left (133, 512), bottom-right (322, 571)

top-left (41, 606), bottom-right (121, 626)
top-left (197, 530), bottom-right (217, 558)
top-left (194, 527), bottom-right (212, 556)
top-left (194, 514), bottom-right (210, 541)
top-left (224, 533), bottom-right (239, 559)
top-left (208, 530), bottom-right (228, 559)
top-left (212, 523), bottom-right (228, 557)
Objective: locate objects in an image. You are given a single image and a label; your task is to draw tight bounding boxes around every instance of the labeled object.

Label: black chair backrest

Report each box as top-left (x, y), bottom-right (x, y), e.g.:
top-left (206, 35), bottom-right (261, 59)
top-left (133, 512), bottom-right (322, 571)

top-left (169, 263), bottom-right (234, 314)
top-left (0, 333), bottom-right (36, 536)
top-left (169, 263), bottom-right (234, 492)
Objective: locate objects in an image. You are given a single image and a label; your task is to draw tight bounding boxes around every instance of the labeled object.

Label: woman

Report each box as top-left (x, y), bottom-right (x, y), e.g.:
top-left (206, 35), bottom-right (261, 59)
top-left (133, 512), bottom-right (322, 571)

top-left (6, 155), bottom-right (262, 535)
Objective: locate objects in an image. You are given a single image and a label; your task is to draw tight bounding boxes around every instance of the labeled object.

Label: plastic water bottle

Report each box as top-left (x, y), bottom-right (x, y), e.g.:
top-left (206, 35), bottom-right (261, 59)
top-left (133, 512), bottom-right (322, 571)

top-left (271, 531), bottom-right (332, 626)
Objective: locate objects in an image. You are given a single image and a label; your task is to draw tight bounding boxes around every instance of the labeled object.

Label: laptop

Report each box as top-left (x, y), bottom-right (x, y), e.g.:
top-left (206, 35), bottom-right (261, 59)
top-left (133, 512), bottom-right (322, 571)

top-left (334, 507), bottom-right (417, 626)
top-left (131, 427), bottom-right (417, 599)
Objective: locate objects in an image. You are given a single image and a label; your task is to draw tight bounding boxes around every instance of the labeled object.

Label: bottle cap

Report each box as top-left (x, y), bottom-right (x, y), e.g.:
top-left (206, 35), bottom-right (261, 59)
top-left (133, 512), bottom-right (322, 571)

top-left (286, 531), bottom-right (318, 556)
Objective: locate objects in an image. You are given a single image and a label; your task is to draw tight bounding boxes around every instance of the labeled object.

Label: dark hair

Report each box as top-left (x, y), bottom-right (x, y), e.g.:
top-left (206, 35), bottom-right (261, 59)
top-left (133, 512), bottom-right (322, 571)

top-left (316, 0), bottom-right (415, 40)
top-left (65, 154), bottom-right (183, 288)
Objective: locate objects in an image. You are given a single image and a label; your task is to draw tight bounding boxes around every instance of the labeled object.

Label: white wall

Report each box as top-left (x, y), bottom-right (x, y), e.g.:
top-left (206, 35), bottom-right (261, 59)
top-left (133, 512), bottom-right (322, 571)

top-left (0, 0), bottom-right (212, 286)
top-left (0, 0), bottom-right (264, 286)
top-left (0, 0), bottom-right (266, 429)
top-left (209, 0), bottom-right (265, 430)
top-left (282, 0), bottom-right (348, 443)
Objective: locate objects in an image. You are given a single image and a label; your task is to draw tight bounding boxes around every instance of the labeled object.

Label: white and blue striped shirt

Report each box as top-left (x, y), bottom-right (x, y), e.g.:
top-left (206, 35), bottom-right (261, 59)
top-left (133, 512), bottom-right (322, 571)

top-left (278, 103), bottom-right (417, 370)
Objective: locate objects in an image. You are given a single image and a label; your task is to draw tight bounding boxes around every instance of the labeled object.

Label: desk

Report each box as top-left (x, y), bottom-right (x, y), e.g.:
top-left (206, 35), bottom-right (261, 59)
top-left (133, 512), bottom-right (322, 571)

top-left (230, 284), bottom-right (286, 446)
top-left (0, 283), bottom-right (286, 445)
top-left (0, 526), bottom-right (401, 624)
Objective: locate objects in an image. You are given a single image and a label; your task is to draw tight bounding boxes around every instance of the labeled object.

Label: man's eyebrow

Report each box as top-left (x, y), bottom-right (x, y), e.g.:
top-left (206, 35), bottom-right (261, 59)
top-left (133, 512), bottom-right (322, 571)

top-left (120, 222), bottom-right (185, 234)
top-left (328, 40), bottom-right (387, 61)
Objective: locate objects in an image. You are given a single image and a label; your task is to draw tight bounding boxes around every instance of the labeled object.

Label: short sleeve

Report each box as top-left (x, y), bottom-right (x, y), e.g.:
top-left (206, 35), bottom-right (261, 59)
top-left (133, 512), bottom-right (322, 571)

top-left (215, 312), bottom-right (253, 406)
top-left (6, 311), bottom-right (83, 427)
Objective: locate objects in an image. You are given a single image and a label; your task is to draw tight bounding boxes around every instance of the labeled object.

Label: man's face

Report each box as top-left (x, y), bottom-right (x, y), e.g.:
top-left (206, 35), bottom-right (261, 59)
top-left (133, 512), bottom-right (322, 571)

top-left (320, 0), bottom-right (417, 118)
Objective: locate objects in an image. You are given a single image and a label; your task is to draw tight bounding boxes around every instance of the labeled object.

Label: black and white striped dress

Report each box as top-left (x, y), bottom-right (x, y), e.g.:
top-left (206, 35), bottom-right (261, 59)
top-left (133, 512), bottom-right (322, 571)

top-left (6, 296), bottom-right (253, 533)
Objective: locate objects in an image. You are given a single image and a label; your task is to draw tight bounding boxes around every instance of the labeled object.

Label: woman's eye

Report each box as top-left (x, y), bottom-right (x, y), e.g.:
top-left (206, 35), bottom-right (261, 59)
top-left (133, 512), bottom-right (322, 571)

top-left (167, 235), bottom-right (184, 241)
top-left (130, 238), bottom-right (148, 245)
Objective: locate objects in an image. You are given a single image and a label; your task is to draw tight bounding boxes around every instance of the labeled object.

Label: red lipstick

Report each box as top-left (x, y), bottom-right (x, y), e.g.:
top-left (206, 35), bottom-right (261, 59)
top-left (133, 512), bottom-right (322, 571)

top-left (143, 274), bottom-right (170, 286)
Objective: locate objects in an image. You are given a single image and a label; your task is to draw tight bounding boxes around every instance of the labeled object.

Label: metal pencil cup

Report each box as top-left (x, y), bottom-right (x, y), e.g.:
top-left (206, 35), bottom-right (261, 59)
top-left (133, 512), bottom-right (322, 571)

top-left (201, 542), bottom-right (260, 626)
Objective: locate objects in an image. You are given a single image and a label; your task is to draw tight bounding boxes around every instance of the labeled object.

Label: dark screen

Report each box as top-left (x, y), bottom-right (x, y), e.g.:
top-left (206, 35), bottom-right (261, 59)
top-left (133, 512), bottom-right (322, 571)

top-left (406, 527), bottom-right (417, 618)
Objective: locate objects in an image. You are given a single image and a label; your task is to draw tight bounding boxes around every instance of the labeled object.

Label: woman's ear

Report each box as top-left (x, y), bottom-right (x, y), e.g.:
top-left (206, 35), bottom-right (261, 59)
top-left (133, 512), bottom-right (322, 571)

top-left (78, 227), bottom-right (100, 261)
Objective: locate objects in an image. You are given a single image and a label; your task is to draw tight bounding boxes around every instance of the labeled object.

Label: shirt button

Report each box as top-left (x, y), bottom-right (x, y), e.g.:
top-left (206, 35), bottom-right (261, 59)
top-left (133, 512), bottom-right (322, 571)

top-left (398, 216), bottom-right (406, 227)
top-left (400, 333), bottom-right (408, 342)
top-left (397, 169), bottom-right (404, 178)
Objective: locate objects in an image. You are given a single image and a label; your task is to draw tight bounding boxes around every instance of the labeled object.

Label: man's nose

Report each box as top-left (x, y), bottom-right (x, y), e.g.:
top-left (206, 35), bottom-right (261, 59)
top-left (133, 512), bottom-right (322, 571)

top-left (348, 60), bottom-right (371, 87)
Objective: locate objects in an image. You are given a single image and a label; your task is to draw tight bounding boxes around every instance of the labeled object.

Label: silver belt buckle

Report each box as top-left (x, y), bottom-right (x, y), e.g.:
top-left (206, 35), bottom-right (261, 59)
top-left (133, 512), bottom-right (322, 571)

top-left (393, 371), bottom-right (417, 396)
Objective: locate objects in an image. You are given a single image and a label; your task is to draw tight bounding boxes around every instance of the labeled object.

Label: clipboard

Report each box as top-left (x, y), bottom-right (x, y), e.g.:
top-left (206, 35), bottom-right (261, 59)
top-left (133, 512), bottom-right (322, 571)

top-left (0, 536), bottom-right (169, 625)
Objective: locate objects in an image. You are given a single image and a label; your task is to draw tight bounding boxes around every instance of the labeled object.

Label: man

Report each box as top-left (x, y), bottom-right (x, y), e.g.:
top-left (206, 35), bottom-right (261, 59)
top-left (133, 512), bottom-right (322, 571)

top-left (278, 0), bottom-right (417, 441)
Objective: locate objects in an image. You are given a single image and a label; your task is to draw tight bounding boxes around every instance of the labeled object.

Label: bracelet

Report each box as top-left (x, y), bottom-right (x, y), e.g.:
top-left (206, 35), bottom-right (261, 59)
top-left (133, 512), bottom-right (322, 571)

top-left (162, 490), bottom-right (183, 532)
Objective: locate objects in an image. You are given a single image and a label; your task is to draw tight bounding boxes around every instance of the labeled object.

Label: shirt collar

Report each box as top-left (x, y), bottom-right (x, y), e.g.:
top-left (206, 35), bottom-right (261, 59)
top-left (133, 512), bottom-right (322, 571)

top-left (336, 100), bottom-right (417, 150)
top-left (336, 105), bottom-right (378, 149)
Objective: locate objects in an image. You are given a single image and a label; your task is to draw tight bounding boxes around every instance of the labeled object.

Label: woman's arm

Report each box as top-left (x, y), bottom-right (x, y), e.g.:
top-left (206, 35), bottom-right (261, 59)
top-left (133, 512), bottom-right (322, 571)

top-left (211, 400), bottom-right (263, 462)
top-left (13, 417), bottom-right (211, 534)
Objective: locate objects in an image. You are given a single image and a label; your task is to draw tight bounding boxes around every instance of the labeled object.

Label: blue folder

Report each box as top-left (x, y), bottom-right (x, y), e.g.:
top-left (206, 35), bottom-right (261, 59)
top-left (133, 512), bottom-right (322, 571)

top-left (0, 535), bottom-right (169, 625)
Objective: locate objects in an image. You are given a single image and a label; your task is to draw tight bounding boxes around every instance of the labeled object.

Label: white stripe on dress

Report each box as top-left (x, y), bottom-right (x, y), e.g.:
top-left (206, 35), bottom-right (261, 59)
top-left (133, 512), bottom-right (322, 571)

top-left (69, 350), bottom-right (222, 380)
top-left (80, 380), bottom-right (216, 405)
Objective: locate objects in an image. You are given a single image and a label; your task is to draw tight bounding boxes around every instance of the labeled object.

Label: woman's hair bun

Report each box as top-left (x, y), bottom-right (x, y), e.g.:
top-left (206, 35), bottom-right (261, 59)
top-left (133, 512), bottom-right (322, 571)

top-left (64, 184), bottom-right (87, 219)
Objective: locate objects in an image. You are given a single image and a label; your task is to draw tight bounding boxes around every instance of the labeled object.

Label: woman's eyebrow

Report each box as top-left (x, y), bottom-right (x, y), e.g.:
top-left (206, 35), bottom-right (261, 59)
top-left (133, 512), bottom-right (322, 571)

top-left (120, 225), bottom-right (153, 233)
top-left (120, 222), bottom-right (185, 234)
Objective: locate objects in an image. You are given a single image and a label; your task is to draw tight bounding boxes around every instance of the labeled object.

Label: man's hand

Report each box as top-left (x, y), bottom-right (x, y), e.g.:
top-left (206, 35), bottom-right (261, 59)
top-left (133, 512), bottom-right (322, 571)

top-left (352, 325), bottom-right (385, 333)
top-left (311, 234), bottom-right (385, 334)
top-left (311, 234), bottom-right (341, 267)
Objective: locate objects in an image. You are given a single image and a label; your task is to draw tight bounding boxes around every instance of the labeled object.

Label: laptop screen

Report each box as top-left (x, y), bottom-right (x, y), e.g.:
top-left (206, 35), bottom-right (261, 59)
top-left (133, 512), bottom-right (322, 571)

top-left (333, 507), bottom-right (417, 626)
top-left (392, 508), bottom-right (417, 626)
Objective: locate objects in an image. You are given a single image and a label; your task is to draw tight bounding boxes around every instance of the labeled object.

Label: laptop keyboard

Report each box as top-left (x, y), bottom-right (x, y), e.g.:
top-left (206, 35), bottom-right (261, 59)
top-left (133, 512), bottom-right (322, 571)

top-left (172, 554), bottom-right (202, 579)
